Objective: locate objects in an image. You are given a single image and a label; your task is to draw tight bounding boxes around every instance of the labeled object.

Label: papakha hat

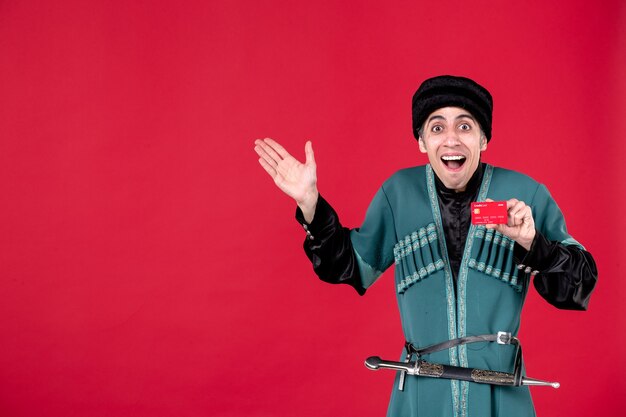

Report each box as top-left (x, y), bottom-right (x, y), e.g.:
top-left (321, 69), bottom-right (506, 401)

top-left (412, 75), bottom-right (493, 141)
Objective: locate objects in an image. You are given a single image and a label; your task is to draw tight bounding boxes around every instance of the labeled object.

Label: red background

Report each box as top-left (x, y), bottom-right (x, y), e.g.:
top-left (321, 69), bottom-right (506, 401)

top-left (1, 1), bottom-right (625, 416)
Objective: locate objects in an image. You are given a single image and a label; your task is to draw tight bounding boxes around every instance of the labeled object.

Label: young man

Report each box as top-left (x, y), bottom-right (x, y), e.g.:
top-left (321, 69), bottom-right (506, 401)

top-left (254, 75), bottom-right (597, 417)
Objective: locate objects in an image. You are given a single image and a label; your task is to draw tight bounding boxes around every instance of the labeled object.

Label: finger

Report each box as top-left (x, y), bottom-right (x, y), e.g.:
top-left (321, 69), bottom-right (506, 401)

top-left (508, 201), bottom-right (528, 226)
top-left (506, 198), bottom-right (519, 210)
top-left (503, 199), bottom-right (521, 226)
top-left (264, 138), bottom-right (290, 159)
top-left (485, 198), bottom-right (493, 202)
top-left (258, 157), bottom-right (277, 178)
top-left (521, 205), bottom-right (534, 225)
top-left (512, 211), bottom-right (525, 227)
top-left (254, 144), bottom-right (278, 168)
top-left (510, 199), bottom-right (526, 212)
top-left (257, 139), bottom-right (285, 164)
top-left (508, 211), bottom-right (523, 227)
top-left (305, 140), bottom-right (315, 165)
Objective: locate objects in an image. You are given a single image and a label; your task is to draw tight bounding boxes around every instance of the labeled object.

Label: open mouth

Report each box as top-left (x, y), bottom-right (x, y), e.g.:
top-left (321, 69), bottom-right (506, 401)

top-left (441, 155), bottom-right (466, 170)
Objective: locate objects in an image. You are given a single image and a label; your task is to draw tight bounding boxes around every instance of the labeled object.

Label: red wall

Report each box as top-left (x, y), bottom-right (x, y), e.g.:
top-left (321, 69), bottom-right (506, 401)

top-left (1, 1), bottom-right (624, 416)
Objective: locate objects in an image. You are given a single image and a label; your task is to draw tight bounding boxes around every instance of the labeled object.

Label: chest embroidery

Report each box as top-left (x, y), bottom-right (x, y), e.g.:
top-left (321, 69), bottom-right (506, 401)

top-left (394, 223), bottom-right (445, 294)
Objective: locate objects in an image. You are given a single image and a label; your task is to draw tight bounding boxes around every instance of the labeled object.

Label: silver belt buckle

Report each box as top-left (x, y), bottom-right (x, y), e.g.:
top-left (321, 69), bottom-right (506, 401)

top-left (497, 331), bottom-right (512, 344)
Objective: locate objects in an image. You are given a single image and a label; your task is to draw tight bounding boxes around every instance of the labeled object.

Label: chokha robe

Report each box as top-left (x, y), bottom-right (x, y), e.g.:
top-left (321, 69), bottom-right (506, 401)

top-left (348, 164), bottom-right (587, 417)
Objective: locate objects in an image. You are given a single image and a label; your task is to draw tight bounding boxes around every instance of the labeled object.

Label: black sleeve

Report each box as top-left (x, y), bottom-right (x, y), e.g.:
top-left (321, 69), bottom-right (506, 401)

top-left (295, 195), bottom-right (366, 295)
top-left (514, 230), bottom-right (598, 310)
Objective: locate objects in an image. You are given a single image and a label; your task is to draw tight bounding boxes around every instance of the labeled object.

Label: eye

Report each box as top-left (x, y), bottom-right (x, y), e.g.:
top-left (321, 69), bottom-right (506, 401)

top-left (431, 125), bottom-right (443, 133)
top-left (459, 123), bottom-right (471, 131)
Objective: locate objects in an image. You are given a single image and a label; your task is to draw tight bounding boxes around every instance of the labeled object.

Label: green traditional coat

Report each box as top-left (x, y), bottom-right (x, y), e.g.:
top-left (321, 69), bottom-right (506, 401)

top-left (350, 164), bottom-right (583, 417)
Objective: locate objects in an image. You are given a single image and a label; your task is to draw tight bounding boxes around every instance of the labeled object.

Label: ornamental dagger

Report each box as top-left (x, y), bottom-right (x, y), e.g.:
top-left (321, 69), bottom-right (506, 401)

top-left (365, 356), bottom-right (560, 388)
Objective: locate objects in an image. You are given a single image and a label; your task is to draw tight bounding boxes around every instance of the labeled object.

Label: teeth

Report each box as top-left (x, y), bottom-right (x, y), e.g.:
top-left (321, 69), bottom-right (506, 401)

top-left (441, 155), bottom-right (465, 161)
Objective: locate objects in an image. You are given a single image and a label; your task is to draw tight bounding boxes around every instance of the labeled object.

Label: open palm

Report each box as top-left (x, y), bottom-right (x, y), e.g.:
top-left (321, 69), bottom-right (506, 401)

top-left (254, 138), bottom-right (318, 207)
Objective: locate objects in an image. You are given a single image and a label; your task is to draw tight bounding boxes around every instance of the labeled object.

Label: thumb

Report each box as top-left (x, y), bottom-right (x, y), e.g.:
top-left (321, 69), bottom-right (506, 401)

top-left (305, 140), bottom-right (315, 165)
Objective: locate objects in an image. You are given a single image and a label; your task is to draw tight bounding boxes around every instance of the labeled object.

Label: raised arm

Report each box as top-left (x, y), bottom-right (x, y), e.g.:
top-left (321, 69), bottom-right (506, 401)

top-left (254, 138), bottom-right (370, 294)
top-left (254, 138), bottom-right (319, 222)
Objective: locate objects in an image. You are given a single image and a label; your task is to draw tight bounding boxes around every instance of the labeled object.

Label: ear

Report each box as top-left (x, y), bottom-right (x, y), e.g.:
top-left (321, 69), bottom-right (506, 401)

top-left (418, 137), bottom-right (427, 153)
top-left (480, 137), bottom-right (488, 152)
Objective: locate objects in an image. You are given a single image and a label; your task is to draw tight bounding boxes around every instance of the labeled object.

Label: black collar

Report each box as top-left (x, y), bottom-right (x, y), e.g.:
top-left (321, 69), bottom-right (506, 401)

top-left (434, 162), bottom-right (485, 198)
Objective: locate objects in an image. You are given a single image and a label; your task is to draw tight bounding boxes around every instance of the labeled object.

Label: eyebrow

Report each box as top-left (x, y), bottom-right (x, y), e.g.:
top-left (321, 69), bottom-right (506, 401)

top-left (426, 113), bottom-right (477, 124)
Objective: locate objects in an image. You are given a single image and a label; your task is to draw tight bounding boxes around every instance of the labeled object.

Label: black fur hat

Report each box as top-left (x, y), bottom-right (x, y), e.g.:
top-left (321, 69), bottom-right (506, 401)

top-left (412, 75), bottom-right (493, 141)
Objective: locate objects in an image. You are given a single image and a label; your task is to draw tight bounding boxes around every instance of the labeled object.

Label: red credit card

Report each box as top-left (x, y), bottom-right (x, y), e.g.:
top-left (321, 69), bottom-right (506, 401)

top-left (471, 201), bottom-right (508, 225)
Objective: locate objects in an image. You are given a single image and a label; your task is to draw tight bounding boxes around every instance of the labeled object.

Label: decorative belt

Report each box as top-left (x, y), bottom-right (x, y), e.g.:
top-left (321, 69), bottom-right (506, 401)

top-left (364, 332), bottom-right (559, 390)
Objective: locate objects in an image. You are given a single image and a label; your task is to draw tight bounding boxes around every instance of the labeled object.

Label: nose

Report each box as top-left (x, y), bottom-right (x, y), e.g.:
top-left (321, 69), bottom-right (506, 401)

top-left (443, 130), bottom-right (461, 146)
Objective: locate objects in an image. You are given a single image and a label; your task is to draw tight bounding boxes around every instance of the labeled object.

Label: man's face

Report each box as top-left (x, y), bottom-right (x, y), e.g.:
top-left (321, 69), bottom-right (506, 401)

top-left (418, 106), bottom-right (487, 191)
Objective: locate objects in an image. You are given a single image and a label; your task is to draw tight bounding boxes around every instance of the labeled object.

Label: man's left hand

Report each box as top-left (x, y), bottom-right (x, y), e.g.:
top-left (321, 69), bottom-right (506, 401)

top-left (485, 198), bottom-right (535, 251)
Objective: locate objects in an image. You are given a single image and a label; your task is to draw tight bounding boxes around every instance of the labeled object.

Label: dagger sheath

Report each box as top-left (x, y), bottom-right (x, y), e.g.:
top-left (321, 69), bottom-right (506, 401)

top-left (365, 356), bottom-right (559, 388)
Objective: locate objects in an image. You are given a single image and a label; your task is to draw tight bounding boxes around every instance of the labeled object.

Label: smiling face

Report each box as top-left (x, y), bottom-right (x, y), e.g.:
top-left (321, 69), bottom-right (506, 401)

top-left (418, 107), bottom-right (487, 191)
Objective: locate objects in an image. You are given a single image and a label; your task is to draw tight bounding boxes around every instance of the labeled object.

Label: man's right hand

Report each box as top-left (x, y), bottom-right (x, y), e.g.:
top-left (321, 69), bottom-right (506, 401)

top-left (254, 138), bottom-right (319, 223)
